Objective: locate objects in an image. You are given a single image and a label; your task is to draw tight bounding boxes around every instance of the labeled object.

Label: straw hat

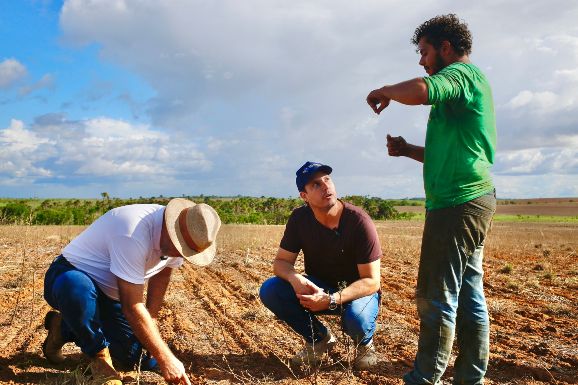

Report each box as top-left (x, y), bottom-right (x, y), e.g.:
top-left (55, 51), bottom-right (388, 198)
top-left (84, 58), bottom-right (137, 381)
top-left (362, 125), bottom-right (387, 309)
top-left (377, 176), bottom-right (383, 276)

top-left (164, 198), bottom-right (221, 266)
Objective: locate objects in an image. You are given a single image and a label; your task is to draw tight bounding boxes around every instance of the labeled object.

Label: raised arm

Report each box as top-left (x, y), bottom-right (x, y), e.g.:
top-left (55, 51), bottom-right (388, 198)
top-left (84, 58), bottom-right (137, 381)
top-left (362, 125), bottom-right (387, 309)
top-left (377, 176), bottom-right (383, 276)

top-left (366, 78), bottom-right (429, 114)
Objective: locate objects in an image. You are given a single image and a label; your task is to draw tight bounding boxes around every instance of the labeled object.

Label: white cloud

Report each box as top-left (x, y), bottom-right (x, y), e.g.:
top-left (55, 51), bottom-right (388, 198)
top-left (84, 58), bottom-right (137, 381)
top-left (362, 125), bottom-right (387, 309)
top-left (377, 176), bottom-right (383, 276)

top-left (495, 146), bottom-right (578, 175)
top-left (5, 0), bottom-right (572, 198)
top-left (0, 117), bottom-right (211, 188)
top-left (505, 90), bottom-right (572, 112)
top-left (0, 119), bottom-right (53, 178)
top-left (0, 58), bottom-right (27, 88)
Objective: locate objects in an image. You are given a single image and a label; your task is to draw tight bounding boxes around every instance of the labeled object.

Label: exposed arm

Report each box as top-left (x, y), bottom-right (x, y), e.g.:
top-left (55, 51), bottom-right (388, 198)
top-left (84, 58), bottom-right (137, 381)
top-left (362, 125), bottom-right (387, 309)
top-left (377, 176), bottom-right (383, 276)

top-left (273, 247), bottom-right (318, 295)
top-left (367, 78), bottom-right (429, 114)
top-left (297, 260), bottom-right (381, 312)
top-left (335, 259), bottom-right (381, 305)
top-left (386, 134), bottom-right (425, 163)
top-left (117, 277), bottom-right (190, 385)
top-left (404, 144), bottom-right (425, 163)
top-left (146, 266), bottom-right (173, 320)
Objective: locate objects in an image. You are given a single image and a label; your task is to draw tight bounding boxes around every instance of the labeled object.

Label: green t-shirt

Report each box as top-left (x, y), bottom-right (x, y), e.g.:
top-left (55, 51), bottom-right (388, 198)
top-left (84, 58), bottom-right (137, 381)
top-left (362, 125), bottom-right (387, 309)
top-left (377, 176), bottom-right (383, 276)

top-left (422, 62), bottom-right (496, 210)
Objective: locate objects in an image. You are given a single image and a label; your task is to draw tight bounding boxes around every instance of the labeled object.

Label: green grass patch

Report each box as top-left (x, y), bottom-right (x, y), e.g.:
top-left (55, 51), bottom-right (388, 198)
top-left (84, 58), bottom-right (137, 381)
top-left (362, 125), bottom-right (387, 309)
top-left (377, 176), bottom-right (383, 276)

top-left (389, 213), bottom-right (578, 222)
top-left (492, 214), bottom-right (578, 223)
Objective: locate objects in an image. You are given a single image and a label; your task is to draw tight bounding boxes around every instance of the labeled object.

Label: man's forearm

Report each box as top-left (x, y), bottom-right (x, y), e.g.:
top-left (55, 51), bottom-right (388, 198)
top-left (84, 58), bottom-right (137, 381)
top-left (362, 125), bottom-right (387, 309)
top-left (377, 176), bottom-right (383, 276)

top-left (146, 268), bottom-right (172, 318)
top-left (123, 303), bottom-right (175, 364)
top-left (380, 78), bottom-right (429, 106)
top-left (406, 144), bottom-right (425, 163)
top-left (273, 259), bottom-right (302, 284)
top-left (336, 277), bottom-right (380, 305)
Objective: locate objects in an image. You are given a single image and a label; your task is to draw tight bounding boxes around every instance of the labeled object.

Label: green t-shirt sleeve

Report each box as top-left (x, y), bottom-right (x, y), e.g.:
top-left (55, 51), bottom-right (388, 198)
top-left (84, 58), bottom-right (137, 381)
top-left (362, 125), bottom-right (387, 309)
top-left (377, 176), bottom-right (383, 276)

top-left (423, 64), bottom-right (471, 105)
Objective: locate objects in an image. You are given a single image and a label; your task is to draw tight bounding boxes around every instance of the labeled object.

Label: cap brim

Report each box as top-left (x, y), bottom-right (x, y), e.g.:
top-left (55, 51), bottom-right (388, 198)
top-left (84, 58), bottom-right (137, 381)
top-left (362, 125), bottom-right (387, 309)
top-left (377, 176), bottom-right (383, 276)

top-left (299, 165), bottom-right (333, 191)
top-left (165, 198), bottom-right (217, 266)
top-left (317, 165), bottom-right (332, 175)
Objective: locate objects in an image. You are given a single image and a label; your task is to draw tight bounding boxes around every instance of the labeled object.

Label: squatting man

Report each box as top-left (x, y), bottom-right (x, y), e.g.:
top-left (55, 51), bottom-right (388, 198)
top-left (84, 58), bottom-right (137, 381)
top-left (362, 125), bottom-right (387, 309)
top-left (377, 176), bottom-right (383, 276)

top-left (260, 161), bottom-right (382, 369)
top-left (42, 198), bottom-right (221, 385)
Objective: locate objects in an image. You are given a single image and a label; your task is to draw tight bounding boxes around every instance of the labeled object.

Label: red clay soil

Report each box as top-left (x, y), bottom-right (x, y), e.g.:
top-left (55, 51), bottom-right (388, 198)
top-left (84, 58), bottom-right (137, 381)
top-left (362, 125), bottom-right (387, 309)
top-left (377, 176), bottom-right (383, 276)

top-left (0, 222), bottom-right (576, 384)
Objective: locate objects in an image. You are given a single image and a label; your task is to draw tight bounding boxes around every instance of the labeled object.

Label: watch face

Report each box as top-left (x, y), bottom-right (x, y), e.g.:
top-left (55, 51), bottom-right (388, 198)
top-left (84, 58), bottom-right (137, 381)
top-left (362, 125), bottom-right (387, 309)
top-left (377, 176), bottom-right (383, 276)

top-left (329, 294), bottom-right (337, 310)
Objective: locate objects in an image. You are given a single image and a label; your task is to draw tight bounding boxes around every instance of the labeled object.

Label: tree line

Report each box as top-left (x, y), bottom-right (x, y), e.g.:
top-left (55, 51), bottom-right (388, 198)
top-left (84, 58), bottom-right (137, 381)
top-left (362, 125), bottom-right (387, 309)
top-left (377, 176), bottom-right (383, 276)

top-left (0, 195), bottom-right (417, 226)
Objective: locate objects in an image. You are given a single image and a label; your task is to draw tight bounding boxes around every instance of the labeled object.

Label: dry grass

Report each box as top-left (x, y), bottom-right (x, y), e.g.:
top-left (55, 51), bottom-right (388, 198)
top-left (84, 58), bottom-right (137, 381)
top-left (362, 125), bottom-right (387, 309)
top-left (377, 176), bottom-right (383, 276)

top-left (0, 221), bottom-right (576, 384)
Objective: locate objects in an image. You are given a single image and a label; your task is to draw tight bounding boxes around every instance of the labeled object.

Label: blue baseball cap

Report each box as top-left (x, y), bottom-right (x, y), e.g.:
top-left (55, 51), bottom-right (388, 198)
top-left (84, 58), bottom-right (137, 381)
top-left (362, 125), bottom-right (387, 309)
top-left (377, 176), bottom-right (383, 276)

top-left (295, 161), bottom-right (333, 192)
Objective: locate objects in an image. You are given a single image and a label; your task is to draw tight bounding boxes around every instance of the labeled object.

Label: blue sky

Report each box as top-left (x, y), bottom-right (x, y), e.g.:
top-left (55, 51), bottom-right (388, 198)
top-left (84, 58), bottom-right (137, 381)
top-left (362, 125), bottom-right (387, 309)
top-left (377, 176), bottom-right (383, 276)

top-left (1, 0), bottom-right (577, 199)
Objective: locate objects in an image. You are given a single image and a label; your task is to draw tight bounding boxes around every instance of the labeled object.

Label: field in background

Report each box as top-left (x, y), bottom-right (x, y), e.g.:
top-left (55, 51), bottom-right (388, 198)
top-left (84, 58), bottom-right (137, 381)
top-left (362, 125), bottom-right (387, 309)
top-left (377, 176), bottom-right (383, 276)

top-left (396, 197), bottom-right (578, 222)
top-left (0, 221), bottom-right (576, 384)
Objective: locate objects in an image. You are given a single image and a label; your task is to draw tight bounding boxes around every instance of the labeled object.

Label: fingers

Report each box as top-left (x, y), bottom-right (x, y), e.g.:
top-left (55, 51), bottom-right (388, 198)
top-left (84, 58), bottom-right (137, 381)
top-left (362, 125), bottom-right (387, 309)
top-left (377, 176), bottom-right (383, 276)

top-left (296, 293), bottom-right (313, 301)
top-left (385, 135), bottom-right (407, 157)
top-left (366, 98), bottom-right (379, 114)
top-left (366, 91), bottom-right (382, 114)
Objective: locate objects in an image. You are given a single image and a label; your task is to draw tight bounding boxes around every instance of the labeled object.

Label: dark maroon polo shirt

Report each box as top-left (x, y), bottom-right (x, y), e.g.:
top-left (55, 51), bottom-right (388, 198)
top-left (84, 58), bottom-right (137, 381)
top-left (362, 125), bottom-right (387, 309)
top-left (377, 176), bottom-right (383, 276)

top-left (280, 201), bottom-right (382, 287)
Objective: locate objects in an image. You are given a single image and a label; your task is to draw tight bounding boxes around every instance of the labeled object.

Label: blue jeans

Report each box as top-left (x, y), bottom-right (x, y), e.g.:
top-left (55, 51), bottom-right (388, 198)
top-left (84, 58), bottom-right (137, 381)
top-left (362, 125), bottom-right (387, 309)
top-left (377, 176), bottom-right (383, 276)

top-left (259, 275), bottom-right (380, 345)
top-left (404, 192), bottom-right (496, 385)
top-left (43, 255), bottom-right (158, 370)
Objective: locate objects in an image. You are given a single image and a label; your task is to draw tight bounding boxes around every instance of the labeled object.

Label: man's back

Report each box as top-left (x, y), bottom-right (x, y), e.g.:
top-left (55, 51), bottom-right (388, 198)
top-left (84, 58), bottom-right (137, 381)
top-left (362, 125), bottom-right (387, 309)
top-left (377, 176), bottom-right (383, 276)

top-left (63, 204), bottom-right (182, 300)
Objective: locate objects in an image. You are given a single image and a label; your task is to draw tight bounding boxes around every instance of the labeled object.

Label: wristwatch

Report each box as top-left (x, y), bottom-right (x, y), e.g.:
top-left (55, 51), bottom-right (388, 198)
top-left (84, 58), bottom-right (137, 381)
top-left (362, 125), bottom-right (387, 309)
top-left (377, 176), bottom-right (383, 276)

top-left (328, 293), bottom-right (337, 310)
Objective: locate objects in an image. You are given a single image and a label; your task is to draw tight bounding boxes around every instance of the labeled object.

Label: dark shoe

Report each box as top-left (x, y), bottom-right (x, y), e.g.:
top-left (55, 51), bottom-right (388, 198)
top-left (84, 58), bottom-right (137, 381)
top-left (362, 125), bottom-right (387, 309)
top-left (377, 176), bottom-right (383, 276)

top-left (90, 347), bottom-right (122, 385)
top-left (42, 310), bottom-right (65, 364)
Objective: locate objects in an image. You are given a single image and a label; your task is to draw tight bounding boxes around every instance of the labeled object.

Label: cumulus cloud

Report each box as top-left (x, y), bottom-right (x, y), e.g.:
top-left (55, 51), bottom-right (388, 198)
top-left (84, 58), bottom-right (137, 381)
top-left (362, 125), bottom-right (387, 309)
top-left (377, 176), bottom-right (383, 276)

top-left (0, 119), bottom-right (53, 179)
top-left (56, 0), bottom-right (442, 195)
top-left (0, 117), bottom-right (211, 191)
top-left (495, 146), bottom-right (578, 175)
top-left (0, 58), bottom-right (27, 88)
top-left (1, 0), bottom-right (565, 198)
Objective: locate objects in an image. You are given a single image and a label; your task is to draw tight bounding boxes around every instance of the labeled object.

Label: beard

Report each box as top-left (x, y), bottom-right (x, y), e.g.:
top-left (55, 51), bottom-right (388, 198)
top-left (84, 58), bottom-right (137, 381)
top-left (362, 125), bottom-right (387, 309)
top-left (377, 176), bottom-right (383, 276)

top-left (432, 52), bottom-right (446, 74)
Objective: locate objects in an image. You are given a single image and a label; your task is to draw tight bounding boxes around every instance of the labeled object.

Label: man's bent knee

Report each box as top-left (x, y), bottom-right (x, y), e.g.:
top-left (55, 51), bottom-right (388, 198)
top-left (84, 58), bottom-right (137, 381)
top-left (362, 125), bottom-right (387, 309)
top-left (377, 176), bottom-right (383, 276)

top-left (259, 276), bottom-right (291, 309)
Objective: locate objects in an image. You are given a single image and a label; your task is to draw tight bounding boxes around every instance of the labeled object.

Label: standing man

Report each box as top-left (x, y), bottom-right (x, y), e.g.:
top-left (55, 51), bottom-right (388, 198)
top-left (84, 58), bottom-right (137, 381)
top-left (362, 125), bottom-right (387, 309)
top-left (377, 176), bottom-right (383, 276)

top-left (259, 161), bottom-right (382, 370)
top-left (43, 198), bottom-right (221, 385)
top-left (366, 14), bottom-right (496, 385)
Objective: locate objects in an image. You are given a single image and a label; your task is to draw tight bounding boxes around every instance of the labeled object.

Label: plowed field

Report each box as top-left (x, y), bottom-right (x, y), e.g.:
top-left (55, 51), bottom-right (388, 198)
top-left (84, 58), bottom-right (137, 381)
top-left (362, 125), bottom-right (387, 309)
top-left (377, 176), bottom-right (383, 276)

top-left (0, 222), bottom-right (576, 384)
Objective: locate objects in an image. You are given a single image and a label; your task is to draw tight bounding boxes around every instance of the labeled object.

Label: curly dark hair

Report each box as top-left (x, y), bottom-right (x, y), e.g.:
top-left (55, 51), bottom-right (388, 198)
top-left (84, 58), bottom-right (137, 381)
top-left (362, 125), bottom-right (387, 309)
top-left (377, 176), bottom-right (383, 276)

top-left (411, 14), bottom-right (472, 56)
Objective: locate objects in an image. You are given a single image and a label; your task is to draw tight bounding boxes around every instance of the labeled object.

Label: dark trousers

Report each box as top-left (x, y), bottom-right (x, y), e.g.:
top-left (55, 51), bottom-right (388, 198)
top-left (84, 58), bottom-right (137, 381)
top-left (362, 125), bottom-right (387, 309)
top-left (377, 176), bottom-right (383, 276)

top-left (404, 191), bottom-right (496, 385)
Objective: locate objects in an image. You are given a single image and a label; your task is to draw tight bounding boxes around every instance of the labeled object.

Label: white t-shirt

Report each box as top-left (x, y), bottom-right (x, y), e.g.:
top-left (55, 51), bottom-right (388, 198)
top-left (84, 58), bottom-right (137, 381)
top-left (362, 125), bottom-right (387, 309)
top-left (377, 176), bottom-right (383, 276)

top-left (62, 204), bottom-right (183, 301)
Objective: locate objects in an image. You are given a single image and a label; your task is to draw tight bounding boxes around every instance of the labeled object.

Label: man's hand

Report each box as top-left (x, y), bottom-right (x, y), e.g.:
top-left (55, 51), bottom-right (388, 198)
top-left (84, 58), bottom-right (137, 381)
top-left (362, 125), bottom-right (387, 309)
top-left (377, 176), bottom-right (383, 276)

top-left (117, 278), bottom-right (191, 384)
top-left (366, 88), bottom-right (391, 114)
top-left (158, 355), bottom-right (191, 385)
top-left (386, 134), bottom-right (409, 157)
top-left (296, 281), bottom-right (330, 312)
